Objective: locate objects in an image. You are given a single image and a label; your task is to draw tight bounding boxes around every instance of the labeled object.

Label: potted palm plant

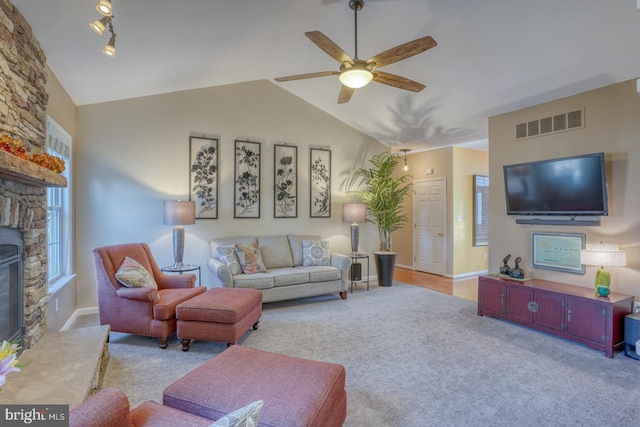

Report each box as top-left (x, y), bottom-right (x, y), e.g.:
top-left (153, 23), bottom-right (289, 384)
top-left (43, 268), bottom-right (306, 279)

top-left (349, 152), bottom-right (413, 286)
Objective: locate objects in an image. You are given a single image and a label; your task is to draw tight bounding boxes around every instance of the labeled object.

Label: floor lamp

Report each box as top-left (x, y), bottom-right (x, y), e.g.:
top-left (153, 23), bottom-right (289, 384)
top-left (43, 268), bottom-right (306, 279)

top-left (163, 201), bottom-right (196, 268)
top-left (342, 203), bottom-right (366, 255)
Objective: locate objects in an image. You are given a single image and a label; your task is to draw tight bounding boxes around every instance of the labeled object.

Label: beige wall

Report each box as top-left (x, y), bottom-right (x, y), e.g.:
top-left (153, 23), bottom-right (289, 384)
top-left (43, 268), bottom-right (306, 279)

top-left (452, 147), bottom-right (489, 275)
top-left (45, 66), bottom-right (76, 140)
top-left (394, 146), bottom-right (488, 278)
top-left (74, 80), bottom-right (386, 308)
top-left (489, 78), bottom-right (640, 300)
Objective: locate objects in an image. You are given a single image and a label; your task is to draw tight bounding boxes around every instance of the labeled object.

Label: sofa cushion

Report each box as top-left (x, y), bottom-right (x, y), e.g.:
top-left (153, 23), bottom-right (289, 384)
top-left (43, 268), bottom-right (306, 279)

top-left (115, 257), bottom-right (158, 289)
top-left (300, 266), bottom-right (341, 283)
top-left (233, 273), bottom-right (274, 290)
top-left (287, 234), bottom-right (321, 266)
top-left (216, 247), bottom-right (242, 275)
top-left (302, 240), bottom-right (331, 266)
top-left (210, 400), bottom-right (263, 427)
top-left (235, 243), bottom-right (267, 274)
top-left (258, 236), bottom-right (294, 269)
top-left (268, 268), bottom-right (310, 287)
top-left (211, 237), bottom-right (256, 258)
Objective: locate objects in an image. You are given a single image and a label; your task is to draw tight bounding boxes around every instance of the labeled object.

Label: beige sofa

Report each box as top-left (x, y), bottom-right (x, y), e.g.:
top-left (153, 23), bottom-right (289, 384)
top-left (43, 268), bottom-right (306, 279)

top-left (207, 235), bottom-right (351, 303)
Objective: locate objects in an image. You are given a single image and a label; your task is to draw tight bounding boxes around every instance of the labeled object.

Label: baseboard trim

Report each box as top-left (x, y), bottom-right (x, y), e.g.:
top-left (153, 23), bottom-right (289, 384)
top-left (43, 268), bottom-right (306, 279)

top-left (61, 306), bottom-right (99, 331)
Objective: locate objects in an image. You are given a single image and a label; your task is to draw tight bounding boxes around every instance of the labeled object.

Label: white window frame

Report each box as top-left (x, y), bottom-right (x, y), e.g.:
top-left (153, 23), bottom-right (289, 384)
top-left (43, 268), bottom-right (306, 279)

top-left (46, 116), bottom-right (74, 291)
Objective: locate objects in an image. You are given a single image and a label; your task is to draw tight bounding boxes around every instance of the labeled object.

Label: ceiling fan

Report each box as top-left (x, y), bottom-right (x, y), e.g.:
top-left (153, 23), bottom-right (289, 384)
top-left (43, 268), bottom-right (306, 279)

top-left (275, 0), bottom-right (437, 104)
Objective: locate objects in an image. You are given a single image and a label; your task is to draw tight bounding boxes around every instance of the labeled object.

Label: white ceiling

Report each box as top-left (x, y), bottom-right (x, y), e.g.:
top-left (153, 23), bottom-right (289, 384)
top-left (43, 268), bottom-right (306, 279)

top-left (11, 0), bottom-right (640, 152)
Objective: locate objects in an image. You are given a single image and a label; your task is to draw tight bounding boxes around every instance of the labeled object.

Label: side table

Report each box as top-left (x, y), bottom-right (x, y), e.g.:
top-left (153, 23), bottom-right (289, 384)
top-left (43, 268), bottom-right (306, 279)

top-left (349, 253), bottom-right (369, 293)
top-left (161, 264), bottom-right (201, 286)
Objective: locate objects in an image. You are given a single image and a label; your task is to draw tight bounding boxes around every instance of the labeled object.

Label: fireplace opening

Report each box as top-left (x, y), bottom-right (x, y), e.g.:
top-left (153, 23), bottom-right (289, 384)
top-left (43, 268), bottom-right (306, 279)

top-left (0, 228), bottom-right (24, 353)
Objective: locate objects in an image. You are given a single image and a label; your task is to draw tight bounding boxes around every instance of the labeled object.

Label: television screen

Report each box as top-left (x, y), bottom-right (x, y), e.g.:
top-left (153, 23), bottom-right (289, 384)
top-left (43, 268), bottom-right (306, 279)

top-left (503, 152), bottom-right (608, 216)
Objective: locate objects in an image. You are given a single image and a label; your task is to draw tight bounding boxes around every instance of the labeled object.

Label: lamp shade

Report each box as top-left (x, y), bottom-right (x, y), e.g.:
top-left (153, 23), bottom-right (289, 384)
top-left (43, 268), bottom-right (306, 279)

top-left (580, 243), bottom-right (627, 267)
top-left (163, 201), bottom-right (196, 225)
top-left (342, 203), bottom-right (366, 224)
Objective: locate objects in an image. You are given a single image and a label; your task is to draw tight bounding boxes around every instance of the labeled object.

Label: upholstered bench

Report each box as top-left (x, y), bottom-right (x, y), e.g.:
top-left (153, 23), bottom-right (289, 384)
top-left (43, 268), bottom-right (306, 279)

top-left (163, 345), bottom-right (347, 427)
top-left (176, 288), bottom-right (262, 351)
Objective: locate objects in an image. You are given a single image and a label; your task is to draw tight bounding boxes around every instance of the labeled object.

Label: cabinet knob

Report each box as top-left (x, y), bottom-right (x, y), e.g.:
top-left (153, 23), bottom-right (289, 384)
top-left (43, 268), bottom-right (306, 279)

top-left (527, 301), bottom-right (539, 313)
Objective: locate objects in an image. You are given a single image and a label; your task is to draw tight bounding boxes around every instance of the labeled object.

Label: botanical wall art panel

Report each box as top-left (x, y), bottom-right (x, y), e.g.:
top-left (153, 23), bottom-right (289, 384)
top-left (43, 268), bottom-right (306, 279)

top-left (310, 147), bottom-right (331, 218)
top-left (274, 143), bottom-right (297, 218)
top-left (189, 135), bottom-right (218, 219)
top-left (234, 139), bottom-right (261, 218)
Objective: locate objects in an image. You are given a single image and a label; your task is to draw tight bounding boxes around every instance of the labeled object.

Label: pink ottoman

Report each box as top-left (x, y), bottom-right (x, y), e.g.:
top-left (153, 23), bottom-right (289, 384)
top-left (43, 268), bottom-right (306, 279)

top-left (163, 345), bottom-right (347, 427)
top-left (176, 288), bottom-right (262, 350)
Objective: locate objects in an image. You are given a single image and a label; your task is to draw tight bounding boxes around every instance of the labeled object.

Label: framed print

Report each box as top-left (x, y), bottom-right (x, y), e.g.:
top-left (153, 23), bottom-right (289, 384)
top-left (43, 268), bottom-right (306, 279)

top-left (234, 140), bottom-right (261, 218)
top-left (310, 147), bottom-right (331, 218)
top-left (189, 135), bottom-right (218, 219)
top-left (274, 144), bottom-right (297, 218)
top-left (531, 232), bottom-right (586, 274)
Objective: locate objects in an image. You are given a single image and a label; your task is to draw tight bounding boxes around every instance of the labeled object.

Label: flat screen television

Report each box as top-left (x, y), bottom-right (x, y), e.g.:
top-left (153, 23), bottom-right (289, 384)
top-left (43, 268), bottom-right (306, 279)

top-left (503, 152), bottom-right (608, 216)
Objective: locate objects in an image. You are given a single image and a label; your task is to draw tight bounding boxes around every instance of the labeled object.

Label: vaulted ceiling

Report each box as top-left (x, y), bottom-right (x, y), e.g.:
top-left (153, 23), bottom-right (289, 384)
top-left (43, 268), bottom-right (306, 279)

top-left (12, 0), bottom-right (640, 152)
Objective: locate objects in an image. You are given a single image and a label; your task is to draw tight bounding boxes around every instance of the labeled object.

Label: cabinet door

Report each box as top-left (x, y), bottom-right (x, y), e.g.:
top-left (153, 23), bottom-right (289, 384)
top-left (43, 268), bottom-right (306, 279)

top-left (505, 285), bottom-right (534, 323)
top-left (534, 291), bottom-right (566, 333)
top-left (566, 298), bottom-right (608, 346)
top-left (478, 279), bottom-right (505, 316)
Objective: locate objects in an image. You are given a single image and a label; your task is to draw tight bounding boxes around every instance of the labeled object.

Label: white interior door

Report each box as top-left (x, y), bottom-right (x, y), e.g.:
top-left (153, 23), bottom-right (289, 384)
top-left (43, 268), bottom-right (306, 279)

top-left (413, 178), bottom-right (446, 275)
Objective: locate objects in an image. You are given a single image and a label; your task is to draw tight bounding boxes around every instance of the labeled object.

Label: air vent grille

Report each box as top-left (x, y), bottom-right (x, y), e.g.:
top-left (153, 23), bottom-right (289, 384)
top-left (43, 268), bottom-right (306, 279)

top-left (515, 108), bottom-right (584, 140)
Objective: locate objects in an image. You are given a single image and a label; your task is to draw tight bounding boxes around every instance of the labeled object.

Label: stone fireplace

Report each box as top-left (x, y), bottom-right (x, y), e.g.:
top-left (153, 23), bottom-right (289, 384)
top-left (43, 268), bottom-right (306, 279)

top-left (0, 1), bottom-right (64, 348)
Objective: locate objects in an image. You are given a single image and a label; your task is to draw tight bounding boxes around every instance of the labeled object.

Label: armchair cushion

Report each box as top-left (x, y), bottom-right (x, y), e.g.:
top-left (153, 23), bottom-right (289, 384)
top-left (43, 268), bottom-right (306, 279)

top-left (115, 257), bottom-right (158, 289)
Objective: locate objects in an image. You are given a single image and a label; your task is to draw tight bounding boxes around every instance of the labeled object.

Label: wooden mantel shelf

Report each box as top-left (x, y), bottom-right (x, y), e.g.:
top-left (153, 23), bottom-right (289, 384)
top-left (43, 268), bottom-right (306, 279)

top-left (0, 149), bottom-right (67, 187)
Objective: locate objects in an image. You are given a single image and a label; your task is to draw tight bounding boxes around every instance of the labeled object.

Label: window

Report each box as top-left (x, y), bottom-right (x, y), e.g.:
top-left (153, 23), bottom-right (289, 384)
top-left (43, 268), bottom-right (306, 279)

top-left (46, 117), bottom-right (72, 286)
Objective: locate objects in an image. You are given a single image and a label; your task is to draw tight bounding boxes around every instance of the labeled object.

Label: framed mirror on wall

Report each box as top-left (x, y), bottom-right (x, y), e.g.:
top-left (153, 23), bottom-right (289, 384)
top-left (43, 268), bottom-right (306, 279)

top-left (473, 175), bottom-right (489, 246)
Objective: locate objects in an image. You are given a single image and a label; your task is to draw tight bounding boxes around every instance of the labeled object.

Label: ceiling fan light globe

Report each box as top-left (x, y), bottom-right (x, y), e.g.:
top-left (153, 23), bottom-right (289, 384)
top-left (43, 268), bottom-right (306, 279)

top-left (339, 68), bottom-right (373, 89)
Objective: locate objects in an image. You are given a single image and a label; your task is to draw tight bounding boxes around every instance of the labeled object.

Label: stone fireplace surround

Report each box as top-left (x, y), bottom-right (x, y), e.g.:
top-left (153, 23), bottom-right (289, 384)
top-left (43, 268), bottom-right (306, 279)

top-left (0, 0), bottom-right (64, 348)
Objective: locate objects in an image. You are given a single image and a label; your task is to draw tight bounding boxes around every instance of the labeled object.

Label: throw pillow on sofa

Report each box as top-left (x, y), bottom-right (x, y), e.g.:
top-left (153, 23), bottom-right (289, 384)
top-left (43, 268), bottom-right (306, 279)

top-left (115, 257), bottom-right (158, 289)
top-left (210, 400), bottom-right (263, 427)
top-left (217, 246), bottom-right (242, 275)
top-left (302, 240), bottom-right (331, 266)
top-left (235, 242), bottom-right (267, 274)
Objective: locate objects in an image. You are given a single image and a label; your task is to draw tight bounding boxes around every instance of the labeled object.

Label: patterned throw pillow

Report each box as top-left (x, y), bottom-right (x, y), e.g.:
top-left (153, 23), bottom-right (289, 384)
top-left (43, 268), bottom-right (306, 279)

top-left (302, 240), bottom-right (330, 266)
top-left (235, 242), bottom-right (267, 274)
top-left (115, 257), bottom-right (158, 289)
top-left (209, 400), bottom-right (263, 427)
top-left (217, 246), bottom-right (242, 275)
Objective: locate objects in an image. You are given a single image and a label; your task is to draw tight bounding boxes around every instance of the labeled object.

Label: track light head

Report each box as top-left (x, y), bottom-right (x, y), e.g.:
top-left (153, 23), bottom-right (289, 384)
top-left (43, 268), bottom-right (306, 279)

top-left (96, 0), bottom-right (113, 17)
top-left (103, 35), bottom-right (116, 57)
top-left (89, 16), bottom-right (111, 35)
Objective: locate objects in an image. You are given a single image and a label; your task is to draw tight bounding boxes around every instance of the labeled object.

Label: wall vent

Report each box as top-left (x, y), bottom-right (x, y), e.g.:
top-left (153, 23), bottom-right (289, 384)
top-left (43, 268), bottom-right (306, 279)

top-left (515, 108), bottom-right (584, 140)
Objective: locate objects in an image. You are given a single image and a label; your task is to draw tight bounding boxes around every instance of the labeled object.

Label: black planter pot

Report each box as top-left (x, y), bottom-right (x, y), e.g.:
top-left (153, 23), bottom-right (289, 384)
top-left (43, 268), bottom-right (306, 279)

top-left (374, 251), bottom-right (396, 287)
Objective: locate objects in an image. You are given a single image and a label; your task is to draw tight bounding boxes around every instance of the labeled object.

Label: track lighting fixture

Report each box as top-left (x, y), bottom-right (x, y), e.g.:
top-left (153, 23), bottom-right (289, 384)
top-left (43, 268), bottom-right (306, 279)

top-left (90, 1), bottom-right (117, 57)
top-left (96, 0), bottom-right (112, 17)
top-left (103, 32), bottom-right (116, 57)
top-left (400, 149), bottom-right (411, 172)
top-left (89, 16), bottom-right (111, 35)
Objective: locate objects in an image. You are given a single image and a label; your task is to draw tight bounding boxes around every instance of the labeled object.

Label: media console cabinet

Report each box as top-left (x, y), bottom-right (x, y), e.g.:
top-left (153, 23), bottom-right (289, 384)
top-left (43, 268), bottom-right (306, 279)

top-left (477, 274), bottom-right (634, 358)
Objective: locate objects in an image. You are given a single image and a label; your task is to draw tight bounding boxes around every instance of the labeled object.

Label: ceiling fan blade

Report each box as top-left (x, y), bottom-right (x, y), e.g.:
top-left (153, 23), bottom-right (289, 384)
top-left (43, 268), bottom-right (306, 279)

top-left (305, 31), bottom-right (354, 65)
top-left (368, 36), bottom-right (437, 68)
top-left (337, 85), bottom-right (355, 104)
top-left (372, 71), bottom-right (425, 92)
top-left (275, 70), bottom-right (339, 82)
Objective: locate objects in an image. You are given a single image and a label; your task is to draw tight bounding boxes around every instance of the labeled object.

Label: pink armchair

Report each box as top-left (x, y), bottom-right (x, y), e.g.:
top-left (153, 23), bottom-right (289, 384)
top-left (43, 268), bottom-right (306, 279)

top-left (93, 243), bottom-right (206, 348)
